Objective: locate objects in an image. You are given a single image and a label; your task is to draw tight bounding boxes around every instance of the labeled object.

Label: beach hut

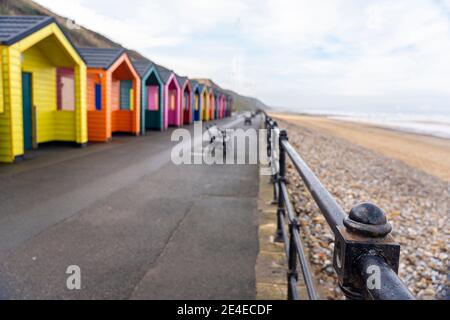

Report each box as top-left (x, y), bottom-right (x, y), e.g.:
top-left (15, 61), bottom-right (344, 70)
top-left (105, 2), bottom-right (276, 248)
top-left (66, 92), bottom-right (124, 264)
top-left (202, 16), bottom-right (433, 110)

top-left (230, 96), bottom-right (234, 116)
top-left (224, 94), bottom-right (229, 117)
top-left (155, 65), bottom-right (181, 128)
top-left (227, 95), bottom-right (233, 117)
top-left (132, 59), bottom-right (164, 132)
top-left (219, 92), bottom-right (226, 118)
top-left (223, 94), bottom-right (228, 117)
top-left (227, 95), bottom-right (231, 117)
top-left (213, 89), bottom-right (220, 119)
top-left (78, 47), bottom-right (140, 142)
top-left (0, 16), bottom-right (87, 163)
top-left (176, 75), bottom-right (192, 125)
top-left (191, 80), bottom-right (202, 121)
top-left (208, 88), bottom-right (215, 120)
top-left (202, 85), bottom-right (210, 121)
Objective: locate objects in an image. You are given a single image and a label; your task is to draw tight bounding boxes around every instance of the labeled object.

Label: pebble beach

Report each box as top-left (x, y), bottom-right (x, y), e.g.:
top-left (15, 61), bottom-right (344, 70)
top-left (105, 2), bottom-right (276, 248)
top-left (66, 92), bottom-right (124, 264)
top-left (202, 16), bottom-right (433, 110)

top-left (271, 114), bottom-right (449, 300)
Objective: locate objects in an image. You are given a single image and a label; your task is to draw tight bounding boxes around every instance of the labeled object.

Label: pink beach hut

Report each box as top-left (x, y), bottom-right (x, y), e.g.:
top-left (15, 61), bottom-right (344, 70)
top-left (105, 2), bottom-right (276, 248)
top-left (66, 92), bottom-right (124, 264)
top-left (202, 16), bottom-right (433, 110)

top-left (219, 93), bottom-right (225, 118)
top-left (155, 65), bottom-right (181, 128)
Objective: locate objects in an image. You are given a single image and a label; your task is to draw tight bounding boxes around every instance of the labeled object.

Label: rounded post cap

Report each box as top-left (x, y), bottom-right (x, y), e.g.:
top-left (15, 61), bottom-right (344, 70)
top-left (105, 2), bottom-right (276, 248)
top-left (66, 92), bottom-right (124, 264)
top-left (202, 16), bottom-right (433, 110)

top-left (344, 202), bottom-right (392, 238)
top-left (279, 129), bottom-right (288, 140)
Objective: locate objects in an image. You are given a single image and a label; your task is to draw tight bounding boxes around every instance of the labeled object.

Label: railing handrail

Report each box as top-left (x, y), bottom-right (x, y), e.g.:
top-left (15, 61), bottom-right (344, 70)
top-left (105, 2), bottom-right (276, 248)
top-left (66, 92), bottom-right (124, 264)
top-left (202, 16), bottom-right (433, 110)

top-left (259, 109), bottom-right (415, 300)
top-left (281, 139), bottom-right (346, 234)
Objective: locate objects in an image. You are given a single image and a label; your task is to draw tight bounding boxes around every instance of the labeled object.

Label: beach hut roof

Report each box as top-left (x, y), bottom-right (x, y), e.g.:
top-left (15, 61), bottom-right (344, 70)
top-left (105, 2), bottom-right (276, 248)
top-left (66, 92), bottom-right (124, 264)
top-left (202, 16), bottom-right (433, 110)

top-left (0, 15), bottom-right (86, 64)
top-left (175, 74), bottom-right (188, 88)
top-left (196, 79), bottom-right (223, 91)
top-left (78, 47), bottom-right (126, 69)
top-left (0, 15), bottom-right (54, 45)
top-left (154, 64), bottom-right (175, 84)
top-left (131, 59), bottom-right (157, 79)
top-left (190, 79), bottom-right (199, 90)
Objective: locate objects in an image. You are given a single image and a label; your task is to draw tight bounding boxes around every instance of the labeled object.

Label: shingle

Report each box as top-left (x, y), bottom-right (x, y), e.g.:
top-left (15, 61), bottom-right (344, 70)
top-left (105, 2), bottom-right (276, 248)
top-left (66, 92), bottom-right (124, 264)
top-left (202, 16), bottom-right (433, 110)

top-left (155, 64), bottom-right (174, 84)
top-left (0, 15), bottom-right (54, 45)
top-left (175, 74), bottom-right (188, 88)
top-left (77, 47), bottom-right (125, 69)
top-left (132, 59), bottom-right (156, 78)
top-left (190, 79), bottom-right (198, 89)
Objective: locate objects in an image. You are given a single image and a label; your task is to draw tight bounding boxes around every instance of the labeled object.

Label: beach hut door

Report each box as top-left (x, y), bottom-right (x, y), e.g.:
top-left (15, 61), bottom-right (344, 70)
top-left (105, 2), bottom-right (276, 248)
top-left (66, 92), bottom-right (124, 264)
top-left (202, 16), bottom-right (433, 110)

top-left (22, 72), bottom-right (33, 150)
top-left (184, 92), bottom-right (189, 110)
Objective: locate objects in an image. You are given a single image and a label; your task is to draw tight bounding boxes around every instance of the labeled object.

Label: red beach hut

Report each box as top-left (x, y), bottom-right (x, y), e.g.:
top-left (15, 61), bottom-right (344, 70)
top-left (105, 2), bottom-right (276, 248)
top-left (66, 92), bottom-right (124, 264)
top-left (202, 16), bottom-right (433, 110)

top-left (176, 75), bottom-right (193, 125)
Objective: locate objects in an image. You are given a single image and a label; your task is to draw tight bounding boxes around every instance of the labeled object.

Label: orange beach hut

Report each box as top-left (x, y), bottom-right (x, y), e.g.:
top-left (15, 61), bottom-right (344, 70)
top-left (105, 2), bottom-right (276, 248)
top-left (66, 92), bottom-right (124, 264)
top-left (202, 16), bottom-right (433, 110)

top-left (78, 48), bottom-right (140, 142)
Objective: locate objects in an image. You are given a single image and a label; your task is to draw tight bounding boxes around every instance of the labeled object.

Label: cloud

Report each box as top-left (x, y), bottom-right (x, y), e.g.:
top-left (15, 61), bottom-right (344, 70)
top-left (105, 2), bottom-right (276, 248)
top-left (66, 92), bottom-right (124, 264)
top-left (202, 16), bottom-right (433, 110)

top-left (34, 0), bottom-right (450, 111)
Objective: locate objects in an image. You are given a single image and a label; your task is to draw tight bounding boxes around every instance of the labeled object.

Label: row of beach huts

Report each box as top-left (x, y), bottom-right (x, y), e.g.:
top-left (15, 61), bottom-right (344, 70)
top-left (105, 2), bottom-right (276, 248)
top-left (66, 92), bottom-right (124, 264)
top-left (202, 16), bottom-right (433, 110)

top-left (0, 16), bottom-right (234, 163)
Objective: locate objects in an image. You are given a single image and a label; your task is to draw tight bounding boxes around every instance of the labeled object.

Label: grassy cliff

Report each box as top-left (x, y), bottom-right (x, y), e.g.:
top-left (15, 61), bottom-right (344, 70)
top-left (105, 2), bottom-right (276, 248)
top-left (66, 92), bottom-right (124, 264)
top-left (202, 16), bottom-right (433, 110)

top-left (195, 79), bottom-right (268, 112)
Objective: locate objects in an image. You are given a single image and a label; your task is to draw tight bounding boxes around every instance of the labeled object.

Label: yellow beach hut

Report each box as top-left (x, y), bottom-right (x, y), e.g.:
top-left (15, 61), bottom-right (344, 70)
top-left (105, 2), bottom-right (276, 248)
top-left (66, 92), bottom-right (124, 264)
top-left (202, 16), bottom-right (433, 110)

top-left (202, 85), bottom-right (210, 121)
top-left (0, 16), bottom-right (87, 163)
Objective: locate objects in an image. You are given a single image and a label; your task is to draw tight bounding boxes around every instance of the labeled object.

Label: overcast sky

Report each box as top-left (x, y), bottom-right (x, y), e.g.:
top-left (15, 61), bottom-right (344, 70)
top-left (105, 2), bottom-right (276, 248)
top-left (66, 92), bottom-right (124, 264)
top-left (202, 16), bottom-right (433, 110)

top-left (34, 0), bottom-right (450, 113)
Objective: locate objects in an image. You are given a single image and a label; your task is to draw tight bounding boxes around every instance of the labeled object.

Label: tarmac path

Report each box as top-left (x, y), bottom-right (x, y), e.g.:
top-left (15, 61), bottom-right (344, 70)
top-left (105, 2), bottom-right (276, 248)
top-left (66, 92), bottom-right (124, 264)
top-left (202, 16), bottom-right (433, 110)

top-left (0, 116), bottom-right (260, 299)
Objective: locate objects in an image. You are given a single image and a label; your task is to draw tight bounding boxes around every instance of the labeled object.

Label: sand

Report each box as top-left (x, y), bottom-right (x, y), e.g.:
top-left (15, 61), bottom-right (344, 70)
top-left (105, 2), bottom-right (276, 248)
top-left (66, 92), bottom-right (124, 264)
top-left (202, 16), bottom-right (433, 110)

top-left (271, 113), bottom-right (450, 181)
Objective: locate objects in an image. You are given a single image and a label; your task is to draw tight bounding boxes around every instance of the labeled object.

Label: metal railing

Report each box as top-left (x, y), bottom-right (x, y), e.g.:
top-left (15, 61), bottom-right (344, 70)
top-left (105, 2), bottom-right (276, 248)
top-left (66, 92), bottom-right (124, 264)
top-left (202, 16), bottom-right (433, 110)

top-left (259, 110), bottom-right (415, 300)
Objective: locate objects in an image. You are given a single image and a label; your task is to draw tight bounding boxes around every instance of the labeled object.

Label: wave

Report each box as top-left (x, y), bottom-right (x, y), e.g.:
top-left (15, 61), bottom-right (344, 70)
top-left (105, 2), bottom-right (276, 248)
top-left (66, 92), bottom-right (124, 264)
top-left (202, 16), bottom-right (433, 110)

top-left (296, 109), bottom-right (450, 139)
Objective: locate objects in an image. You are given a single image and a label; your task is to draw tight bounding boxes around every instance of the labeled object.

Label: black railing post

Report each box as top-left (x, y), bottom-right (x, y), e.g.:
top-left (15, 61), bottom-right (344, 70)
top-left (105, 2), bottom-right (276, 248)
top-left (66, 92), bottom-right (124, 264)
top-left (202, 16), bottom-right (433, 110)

top-left (266, 119), bottom-right (274, 185)
top-left (287, 218), bottom-right (300, 300)
top-left (274, 130), bottom-right (288, 242)
top-left (333, 202), bottom-right (414, 299)
top-left (278, 129), bottom-right (287, 178)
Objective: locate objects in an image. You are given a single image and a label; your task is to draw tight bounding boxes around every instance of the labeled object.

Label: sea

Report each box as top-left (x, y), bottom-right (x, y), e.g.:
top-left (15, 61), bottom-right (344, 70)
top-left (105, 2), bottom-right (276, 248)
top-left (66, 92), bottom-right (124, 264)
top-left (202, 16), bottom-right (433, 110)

top-left (280, 107), bottom-right (450, 140)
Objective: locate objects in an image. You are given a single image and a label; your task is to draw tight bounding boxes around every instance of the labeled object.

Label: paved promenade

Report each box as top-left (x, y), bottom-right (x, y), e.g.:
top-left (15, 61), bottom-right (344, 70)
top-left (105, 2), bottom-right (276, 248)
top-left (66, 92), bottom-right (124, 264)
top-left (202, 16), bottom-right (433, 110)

top-left (0, 116), bottom-right (260, 299)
